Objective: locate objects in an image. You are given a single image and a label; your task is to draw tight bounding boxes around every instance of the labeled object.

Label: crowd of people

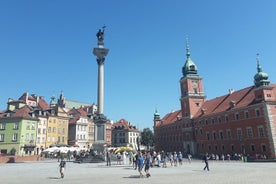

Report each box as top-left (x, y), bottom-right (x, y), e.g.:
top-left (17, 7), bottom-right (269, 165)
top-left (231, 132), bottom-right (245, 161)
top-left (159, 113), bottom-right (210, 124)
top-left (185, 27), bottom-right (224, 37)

top-left (44, 147), bottom-right (268, 179)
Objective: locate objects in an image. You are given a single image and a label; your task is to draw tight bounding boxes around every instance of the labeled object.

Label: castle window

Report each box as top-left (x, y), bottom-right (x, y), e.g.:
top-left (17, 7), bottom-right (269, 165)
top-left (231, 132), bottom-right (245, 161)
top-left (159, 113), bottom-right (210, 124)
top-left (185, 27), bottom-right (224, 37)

top-left (206, 132), bottom-right (210, 140)
top-left (231, 145), bottom-right (235, 151)
top-left (219, 130), bottom-right (224, 140)
top-left (237, 128), bottom-right (242, 140)
top-left (245, 111), bottom-right (249, 119)
top-left (213, 131), bottom-right (216, 140)
top-left (225, 115), bottom-right (229, 122)
top-left (262, 144), bottom-right (266, 152)
top-left (226, 129), bottom-right (232, 139)
top-left (235, 113), bottom-right (239, 120)
top-left (255, 109), bottom-right (260, 117)
top-left (258, 126), bottom-right (264, 137)
top-left (246, 127), bottom-right (253, 138)
top-left (251, 144), bottom-right (255, 152)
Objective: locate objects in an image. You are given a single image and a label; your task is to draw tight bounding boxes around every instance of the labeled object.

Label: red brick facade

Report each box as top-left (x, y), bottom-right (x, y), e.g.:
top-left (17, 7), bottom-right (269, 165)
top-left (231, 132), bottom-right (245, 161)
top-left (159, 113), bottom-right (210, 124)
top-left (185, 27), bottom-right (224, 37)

top-left (154, 45), bottom-right (276, 159)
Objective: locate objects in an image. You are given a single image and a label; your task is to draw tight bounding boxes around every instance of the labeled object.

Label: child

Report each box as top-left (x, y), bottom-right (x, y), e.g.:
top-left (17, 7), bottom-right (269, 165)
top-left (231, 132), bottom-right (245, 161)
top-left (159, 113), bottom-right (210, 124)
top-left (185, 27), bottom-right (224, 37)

top-left (59, 157), bottom-right (66, 178)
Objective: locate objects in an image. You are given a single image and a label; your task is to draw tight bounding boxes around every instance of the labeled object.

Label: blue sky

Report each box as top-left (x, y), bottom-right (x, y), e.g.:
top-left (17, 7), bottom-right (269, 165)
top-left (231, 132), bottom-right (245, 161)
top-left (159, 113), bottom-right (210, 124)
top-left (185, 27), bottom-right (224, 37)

top-left (1, 0), bottom-right (276, 130)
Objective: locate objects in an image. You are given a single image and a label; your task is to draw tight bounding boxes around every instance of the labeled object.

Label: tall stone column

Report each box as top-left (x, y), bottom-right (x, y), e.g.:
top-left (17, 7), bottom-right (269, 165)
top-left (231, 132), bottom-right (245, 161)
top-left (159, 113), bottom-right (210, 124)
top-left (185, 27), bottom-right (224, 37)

top-left (93, 26), bottom-right (109, 146)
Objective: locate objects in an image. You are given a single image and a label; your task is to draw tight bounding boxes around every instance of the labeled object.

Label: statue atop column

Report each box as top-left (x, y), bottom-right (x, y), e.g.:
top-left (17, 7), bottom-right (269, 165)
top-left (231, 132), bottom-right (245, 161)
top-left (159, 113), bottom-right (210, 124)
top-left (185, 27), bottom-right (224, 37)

top-left (96, 26), bottom-right (106, 45)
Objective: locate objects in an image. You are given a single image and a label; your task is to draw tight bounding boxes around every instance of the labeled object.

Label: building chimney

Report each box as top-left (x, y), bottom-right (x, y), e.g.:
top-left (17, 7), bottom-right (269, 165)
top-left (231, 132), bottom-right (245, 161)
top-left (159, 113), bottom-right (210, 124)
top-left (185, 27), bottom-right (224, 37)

top-left (229, 89), bottom-right (234, 94)
top-left (230, 100), bottom-right (236, 108)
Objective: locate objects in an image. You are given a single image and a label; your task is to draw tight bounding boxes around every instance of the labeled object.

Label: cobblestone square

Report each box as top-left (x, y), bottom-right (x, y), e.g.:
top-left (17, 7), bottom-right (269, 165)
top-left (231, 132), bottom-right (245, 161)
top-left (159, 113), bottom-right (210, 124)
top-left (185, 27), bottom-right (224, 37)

top-left (1, 159), bottom-right (276, 184)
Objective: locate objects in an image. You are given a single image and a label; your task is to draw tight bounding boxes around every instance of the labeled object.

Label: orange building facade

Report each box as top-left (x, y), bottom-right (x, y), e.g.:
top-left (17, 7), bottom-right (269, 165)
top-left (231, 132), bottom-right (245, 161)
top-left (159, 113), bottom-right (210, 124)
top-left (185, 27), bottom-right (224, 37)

top-left (154, 44), bottom-right (276, 159)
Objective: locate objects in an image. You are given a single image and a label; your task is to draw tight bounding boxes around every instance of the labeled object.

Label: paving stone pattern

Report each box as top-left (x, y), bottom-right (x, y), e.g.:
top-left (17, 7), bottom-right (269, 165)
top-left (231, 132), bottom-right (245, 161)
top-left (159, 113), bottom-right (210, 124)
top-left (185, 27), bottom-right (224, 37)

top-left (0, 159), bottom-right (276, 184)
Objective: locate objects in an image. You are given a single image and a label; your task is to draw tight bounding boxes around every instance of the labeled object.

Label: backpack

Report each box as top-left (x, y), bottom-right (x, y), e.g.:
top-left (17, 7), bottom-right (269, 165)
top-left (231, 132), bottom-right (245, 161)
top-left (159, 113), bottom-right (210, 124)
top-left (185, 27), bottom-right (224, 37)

top-left (60, 161), bottom-right (66, 167)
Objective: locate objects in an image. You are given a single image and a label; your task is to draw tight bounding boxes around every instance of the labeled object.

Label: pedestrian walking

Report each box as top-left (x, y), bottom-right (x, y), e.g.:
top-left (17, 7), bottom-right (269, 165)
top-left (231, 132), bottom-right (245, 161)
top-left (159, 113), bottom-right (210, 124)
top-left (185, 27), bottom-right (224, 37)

top-left (57, 150), bottom-right (61, 162)
top-left (187, 154), bottom-right (192, 164)
top-left (106, 150), bottom-right (111, 166)
top-left (67, 150), bottom-right (71, 161)
top-left (129, 151), bottom-right (133, 165)
top-left (145, 151), bottom-right (151, 178)
top-left (59, 157), bottom-right (66, 178)
top-left (173, 152), bottom-right (178, 166)
top-left (134, 152), bottom-right (139, 170)
top-left (137, 153), bottom-right (144, 178)
top-left (203, 153), bottom-right (210, 171)
top-left (178, 152), bottom-right (183, 166)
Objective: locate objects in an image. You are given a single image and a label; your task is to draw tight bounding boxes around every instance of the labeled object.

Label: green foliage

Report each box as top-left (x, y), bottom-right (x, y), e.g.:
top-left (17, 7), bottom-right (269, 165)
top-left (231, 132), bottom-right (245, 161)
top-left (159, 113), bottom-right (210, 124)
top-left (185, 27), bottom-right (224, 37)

top-left (140, 128), bottom-right (154, 146)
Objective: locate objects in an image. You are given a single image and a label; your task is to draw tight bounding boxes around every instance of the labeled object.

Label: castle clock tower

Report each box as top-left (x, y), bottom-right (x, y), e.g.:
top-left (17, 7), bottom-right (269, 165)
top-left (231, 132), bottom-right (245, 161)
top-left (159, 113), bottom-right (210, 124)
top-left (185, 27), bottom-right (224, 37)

top-left (253, 54), bottom-right (274, 101)
top-left (180, 39), bottom-right (206, 118)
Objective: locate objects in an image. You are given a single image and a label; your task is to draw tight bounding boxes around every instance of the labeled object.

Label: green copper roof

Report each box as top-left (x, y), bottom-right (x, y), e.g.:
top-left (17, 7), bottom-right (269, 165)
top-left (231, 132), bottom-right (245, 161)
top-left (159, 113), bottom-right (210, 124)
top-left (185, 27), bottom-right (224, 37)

top-left (254, 54), bottom-right (270, 87)
top-left (154, 108), bottom-right (160, 120)
top-left (50, 95), bottom-right (56, 105)
top-left (182, 38), bottom-right (198, 77)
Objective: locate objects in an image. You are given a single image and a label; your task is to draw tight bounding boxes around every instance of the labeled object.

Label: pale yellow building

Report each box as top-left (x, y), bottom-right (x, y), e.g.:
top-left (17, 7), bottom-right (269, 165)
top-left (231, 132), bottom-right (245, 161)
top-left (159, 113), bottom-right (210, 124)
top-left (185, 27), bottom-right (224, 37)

top-left (46, 97), bottom-right (69, 148)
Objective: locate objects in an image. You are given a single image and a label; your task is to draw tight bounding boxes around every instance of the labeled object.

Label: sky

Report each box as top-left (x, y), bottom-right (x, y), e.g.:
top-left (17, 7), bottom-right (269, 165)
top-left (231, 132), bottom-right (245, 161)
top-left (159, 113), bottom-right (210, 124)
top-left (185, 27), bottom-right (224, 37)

top-left (0, 0), bottom-right (276, 130)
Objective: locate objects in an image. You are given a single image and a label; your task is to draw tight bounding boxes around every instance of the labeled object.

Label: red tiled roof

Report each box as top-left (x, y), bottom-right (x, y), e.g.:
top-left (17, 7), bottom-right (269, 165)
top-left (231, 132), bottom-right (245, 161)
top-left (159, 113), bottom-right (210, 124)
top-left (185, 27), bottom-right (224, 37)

top-left (159, 84), bottom-right (276, 125)
top-left (68, 107), bottom-right (89, 124)
top-left (69, 115), bottom-right (80, 124)
top-left (68, 108), bottom-right (85, 116)
top-left (195, 86), bottom-right (257, 117)
top-left (18, 92), bottom-right (28, 101)
top-left (159, 110), bottom-right (182, 126)
top-left (113, 119), bottom-right (138, 130)
top-left (18, 92), bottom-right (36, 101)
top-left (8, 100), bottom-right (26, 104)
top-left (11, 105), bottom-right (33, 119)
top-left (38, 97), bottom-right (49, 110)
top-left (76, 108), bottom-right (88, 117)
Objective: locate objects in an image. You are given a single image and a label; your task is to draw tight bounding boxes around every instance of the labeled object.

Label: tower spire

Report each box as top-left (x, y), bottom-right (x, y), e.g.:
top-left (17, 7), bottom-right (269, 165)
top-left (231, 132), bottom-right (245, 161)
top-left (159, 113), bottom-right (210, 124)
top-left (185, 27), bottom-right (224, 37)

top-left (254, 53), bottom-right (270, 87)
top-left (256, 53), bottom-right (262, 72)
top-left (182, 36), bottom-right (198, 77)
top-left (186, 36), bottom-right (191, 59)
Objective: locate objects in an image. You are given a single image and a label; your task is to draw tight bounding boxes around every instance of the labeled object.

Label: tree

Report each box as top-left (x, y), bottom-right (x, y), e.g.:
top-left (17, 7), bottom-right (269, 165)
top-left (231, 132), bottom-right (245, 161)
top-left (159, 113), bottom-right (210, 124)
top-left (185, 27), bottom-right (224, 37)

top-left (141, 128), bottom-right (154, 148)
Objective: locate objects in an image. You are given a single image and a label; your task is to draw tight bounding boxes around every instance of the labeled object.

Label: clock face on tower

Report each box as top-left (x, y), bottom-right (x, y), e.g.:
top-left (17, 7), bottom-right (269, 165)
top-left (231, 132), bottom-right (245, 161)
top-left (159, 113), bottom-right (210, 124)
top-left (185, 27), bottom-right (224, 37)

top-left (192, 81), bottom-right (198, 88)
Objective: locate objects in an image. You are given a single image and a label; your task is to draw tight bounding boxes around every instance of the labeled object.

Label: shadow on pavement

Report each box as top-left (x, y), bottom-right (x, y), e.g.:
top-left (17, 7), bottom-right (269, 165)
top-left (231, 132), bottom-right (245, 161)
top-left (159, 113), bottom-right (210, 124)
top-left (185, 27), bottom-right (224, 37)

top-left (123, 175), bottom-right (142, 179)
top-left (47, 177), bottom-right (61, 179)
